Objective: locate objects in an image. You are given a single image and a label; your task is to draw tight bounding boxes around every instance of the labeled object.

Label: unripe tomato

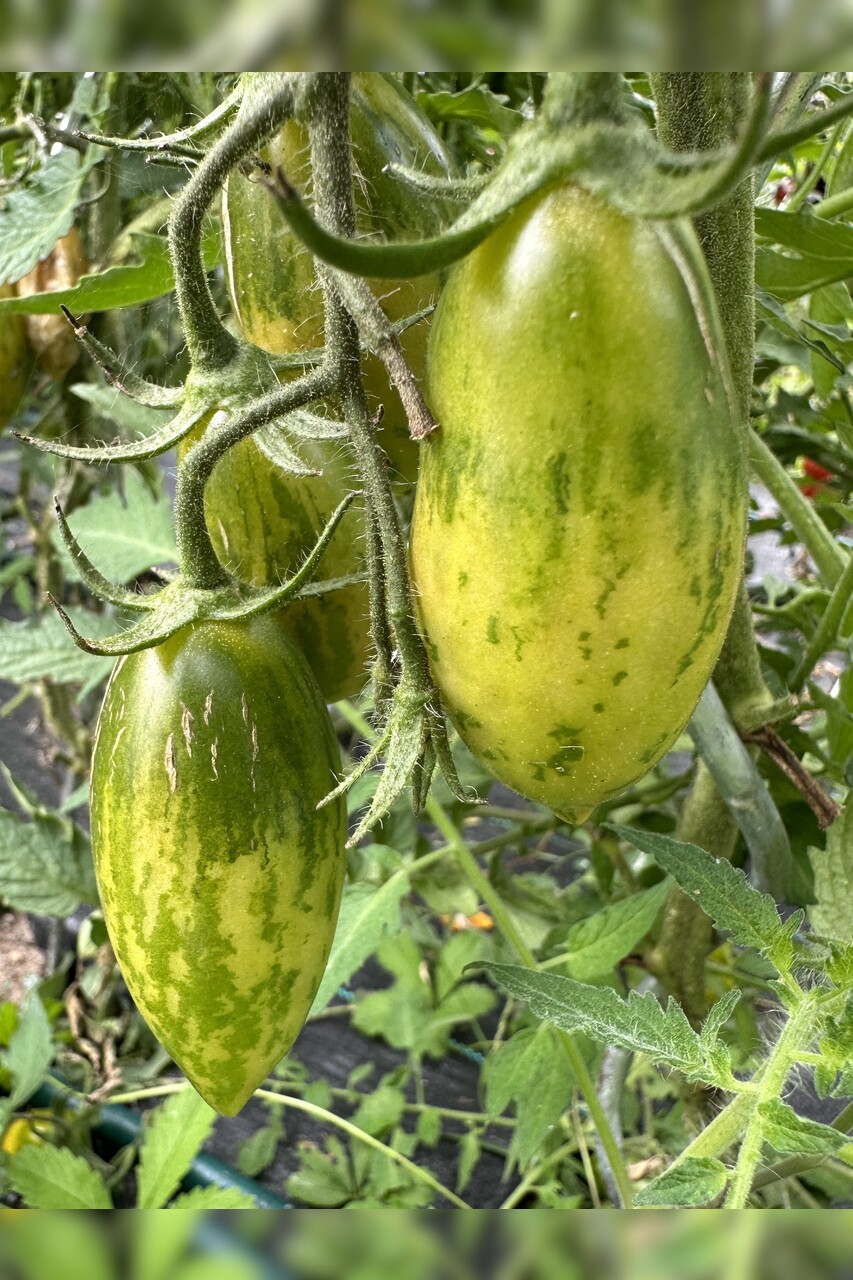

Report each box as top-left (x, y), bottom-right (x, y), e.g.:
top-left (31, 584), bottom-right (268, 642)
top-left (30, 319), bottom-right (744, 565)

top-left (90, 616), bottom-right (347, 1115)
top-left (411, 184), bottom-right (747, 822)
top-left (15, 228), bottom-right (88, 380)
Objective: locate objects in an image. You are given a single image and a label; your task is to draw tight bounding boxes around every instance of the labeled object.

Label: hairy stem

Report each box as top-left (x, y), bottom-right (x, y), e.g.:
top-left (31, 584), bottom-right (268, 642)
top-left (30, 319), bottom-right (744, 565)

top-left (168, 76), bottom-right (295, 371)
top-left (650, 74), bottom-right (773, 1007)
top-left (308, 73), bottom-right (433, 694)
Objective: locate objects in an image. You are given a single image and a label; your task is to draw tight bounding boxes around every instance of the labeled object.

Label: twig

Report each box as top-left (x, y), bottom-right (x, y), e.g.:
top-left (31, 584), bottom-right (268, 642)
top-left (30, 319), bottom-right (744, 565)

top-left (743, 724), bottom-right (841, 829)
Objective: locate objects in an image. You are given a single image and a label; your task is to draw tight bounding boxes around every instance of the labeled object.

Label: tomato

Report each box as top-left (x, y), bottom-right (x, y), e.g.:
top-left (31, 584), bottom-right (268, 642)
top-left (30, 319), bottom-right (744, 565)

top-left (193, 73), bottom-right (452, 703)
top-left (0, 283), bottom-right (30, 429)
top-left (90, 616), bottom-right (347, 1115)
top-left (15, 227), bottom-right (88, 380)
top-left (410, 184), bottom-right (747, 822)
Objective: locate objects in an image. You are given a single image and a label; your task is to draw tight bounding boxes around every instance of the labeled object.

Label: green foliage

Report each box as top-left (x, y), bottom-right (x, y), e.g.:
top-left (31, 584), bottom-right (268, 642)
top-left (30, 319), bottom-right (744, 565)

top-left (3, 69), bottom-right (853, 1214)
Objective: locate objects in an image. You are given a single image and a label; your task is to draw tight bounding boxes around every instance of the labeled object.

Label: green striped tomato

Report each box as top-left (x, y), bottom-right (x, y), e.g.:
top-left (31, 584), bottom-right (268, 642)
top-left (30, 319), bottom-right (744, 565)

top-left (196, 74), bottom-right (452, 704)
top-left (90, 616), bottom-right (347, 1115)
top-left (410, 184), bottom-right (747, 822)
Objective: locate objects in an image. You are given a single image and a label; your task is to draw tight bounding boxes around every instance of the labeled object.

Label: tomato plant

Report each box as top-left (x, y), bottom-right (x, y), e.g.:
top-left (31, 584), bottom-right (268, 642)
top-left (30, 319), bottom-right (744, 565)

top-left (3, 71), bottom-right (853, 1215)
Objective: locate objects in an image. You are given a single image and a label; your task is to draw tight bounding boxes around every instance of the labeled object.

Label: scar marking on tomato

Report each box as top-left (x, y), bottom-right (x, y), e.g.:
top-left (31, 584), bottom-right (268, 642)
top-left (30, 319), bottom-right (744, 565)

top-left (181, 704), bottom-right (194, 755)
top-left (211, 738), bottom-right (219, 779)
top-left (241, 693), bottom-right (249, 724)
top-left (203, 691), bottom-right (213, 725)
top-left (164, 734), bottom-right (178, 793)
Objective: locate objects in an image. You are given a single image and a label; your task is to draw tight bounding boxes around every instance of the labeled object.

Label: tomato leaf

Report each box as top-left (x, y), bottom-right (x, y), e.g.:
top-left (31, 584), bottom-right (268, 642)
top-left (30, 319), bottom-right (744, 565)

top-left (558, 878), bottom-right (671, 981)
top-left (136, 1088), bottom-right (217, 1209)
top-left (0, 150), bottom-right (100, 285)
top-left (2, 992), bottom-right (52, 1113)
top-left (0, 807), bottom-right (97, 916)
top-left (633, 1157), bottom-right (729, 1208)
top-left (483, 1023), bottom-right (573, 1169)
top-left (479, 963), bottom-right (733, 1086)
top-left (758, 1098), bottom-right (848, 1155)
top-left (809, 801), bottom-right (853, 943)
top-left (53, 467), bottom-right (178, 585)
top-left (6, 1143), bottom-right (112, 1209)
top-left (309, 873), bottom-right (410, 1015)
top-left (0, 226), bottom-right (222, 314)
top-left (0, 609), bottom-right (116, 686)
top-left (608, 825), bottom-right (792, 964)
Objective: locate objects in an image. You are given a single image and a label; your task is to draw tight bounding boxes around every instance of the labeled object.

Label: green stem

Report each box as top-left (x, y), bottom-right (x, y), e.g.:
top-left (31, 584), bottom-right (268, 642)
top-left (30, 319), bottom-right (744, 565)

top-left (499, 1138), bottom-right (579, 1210)
top-left (688, 682), bottom-right (793, 897)
top-left (714, 581), bottom-right (775, 729)
top-left (786, 120), bottom-right (845, 212)
top-left (749, 427), bottom-right (848, 587)
top-left (757, 87), bottom-right (853, 164)
top-left (174, 365), bottom-right (335, 588)
top-left (724, 996), bottom-right (819, 1207)
top-left (652, 762), bottom-right (738, 1019)
top-left (308, 76), bottom-right (436, 699)
top-left (255, 1088), bottom-right (469, 1208)
top-left (818, 183), bottom-right (853, 219)
top-left (541, 73), bottom-right (628, 128)
top-left (790, 541), bottom-right (853, 689)
top-left (168, 76), bottom-right (294, 371)
top-left (650, 74), bottom-right (775, 1011)
top-left (424, 794), bottom-right (635, 1209)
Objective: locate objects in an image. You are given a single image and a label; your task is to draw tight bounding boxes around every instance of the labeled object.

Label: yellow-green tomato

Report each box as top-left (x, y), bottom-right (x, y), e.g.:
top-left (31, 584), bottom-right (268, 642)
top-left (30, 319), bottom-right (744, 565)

top-left (90, 616), bottom-right (347, 1115)
top-left (410, 184), bottom-right (747, 822)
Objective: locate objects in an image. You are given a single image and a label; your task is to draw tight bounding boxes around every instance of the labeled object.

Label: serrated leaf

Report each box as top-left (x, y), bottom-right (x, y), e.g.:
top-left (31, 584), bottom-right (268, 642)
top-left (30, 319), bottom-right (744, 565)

top-left (4, 991), bottom-right (53, 1109)
top-left (456, 1129), bottom-right (481, 1195)
top-left (0, 226), bottom-right (222, 313)
top-left (168, 1184), bottom-right (258, 1211)
top-left (0, 807), bottom-right (98, 916)
top-left (481, 963), bottom-right (717, 1081)
top-left (758, 1098), bottom-right (848, 1156)
top-left (484, 1024), bottom-right (573, 1168)
top-left (560, 879), bottom-right (671, 981)
top-left (0, 608), bottom-right (115, 685)
top-left (610, 826), bottom-right (787, 959)
top-left (7, 1143), bottom-right (112, 1209)
top-left (809, 803), bottom-right (853, 944)
top-left (309, 872), bottom-right (409, 1015)
top-left (633, 1157), bottom-right (729, 1207)
top-left (698, 988), bottom-right (742, 1054)
top-left (70, 381), bottom-right (173, 434)
top-left (350, 1084), bottom-right (405, 1138)
top-left (136, 1089), bottom-right (217, 1209)
top-left (416, 85), bottom-right (520, 136)
top-left (0, 150), bottom-right (98, 285)
top-left (54, 468), bottom-right (177, 584)
top-left (236, 1112), bottom-right (283, 1177)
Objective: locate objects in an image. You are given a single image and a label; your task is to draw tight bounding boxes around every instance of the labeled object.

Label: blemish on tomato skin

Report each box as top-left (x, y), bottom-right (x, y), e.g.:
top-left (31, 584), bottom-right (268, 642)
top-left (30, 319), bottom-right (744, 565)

top-left (203, 691), bottom-right (213, 725)
top-left (164, 734), bottom-right (178, 793)
top-left (181, 703), bottom-right (194, 755)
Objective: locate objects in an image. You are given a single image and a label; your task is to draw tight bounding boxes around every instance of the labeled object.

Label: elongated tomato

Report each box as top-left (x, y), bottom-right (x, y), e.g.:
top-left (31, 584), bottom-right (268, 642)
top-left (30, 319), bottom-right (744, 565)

top-left (90, 616), bottom-right (347, 1115)
top-left (411, 184), bottom-right (747, 821)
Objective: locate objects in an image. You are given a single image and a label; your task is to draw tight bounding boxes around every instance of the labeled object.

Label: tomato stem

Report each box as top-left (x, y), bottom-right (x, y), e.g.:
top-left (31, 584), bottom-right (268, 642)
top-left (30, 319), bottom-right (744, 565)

top-left (168, 76), bottom-right (293, 372)
top-left (307, 72), bottom-right (454, 810)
